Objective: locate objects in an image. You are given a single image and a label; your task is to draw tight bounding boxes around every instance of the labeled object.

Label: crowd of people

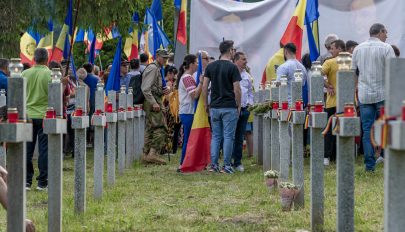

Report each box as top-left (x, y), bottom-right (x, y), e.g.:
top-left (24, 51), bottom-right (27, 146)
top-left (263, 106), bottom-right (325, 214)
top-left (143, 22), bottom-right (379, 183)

top-left (0, 22), bottom-right (400, 196)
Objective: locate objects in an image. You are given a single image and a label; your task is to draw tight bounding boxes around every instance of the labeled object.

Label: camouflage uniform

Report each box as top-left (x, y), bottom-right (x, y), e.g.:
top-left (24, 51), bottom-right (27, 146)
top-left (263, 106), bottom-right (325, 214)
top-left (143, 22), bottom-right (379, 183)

top-left (141, 61), bottom-right (168, 154)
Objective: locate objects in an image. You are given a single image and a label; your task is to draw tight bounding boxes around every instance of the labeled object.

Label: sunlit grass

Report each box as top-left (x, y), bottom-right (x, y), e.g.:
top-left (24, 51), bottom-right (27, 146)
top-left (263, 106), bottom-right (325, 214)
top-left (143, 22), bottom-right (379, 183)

top-left (0, 150), bottom-right (383, 231)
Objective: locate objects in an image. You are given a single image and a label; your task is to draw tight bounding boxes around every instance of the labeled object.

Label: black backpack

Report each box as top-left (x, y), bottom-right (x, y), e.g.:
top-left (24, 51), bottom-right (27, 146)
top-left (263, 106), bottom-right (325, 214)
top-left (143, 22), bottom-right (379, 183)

top-left (129, 63), bottom-right (158, 104)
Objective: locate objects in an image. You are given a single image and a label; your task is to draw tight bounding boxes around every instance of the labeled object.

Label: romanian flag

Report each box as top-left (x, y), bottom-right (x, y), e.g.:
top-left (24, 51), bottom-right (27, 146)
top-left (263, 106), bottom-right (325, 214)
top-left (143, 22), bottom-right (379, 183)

top-left (20, 29), bottom-right (40, 65)
top-left (105, 37), bottom-right (122, 94)
top-left (280, 0), bottom-right (307, 59)
top-left (37, 19), bottom-right (54, 63)
top-left (180, 96), bottom-right (211, 172)
top-left (124, 12), bottom-right (140, 61)
top-left (51, 0), bottom-right (73, 62)
top-left (176, 0), bottom-right (187, 45)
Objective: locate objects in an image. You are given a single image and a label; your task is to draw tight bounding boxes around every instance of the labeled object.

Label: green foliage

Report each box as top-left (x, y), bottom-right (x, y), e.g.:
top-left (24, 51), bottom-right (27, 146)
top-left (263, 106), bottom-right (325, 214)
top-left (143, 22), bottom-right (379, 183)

top-left (0, 0), bottom-right (176, 59)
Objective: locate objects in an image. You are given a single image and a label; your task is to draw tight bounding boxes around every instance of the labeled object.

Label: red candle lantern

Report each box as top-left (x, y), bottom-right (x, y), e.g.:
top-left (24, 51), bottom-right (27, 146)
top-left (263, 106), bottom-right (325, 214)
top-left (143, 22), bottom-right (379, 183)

top-left (344, 103), bottom-right (356, 117)
top-left (402, 101), bottom-right (405, 121)
top-left (281, 101), bottom-right (289, 110)
top-left (134, 105), bottom-right (140, 111)
top-left (272, 102), bottom-right (279, 110)
top-left (118, 107), bottom-right (125, 112)
top-left (106, 102), bottom-right (113, 113)
top-left (127, 106), bottom-right (133, 112)
top-left (95, 109), bottom-right (103, 115)
top-left (7, 108), bottom-right (18, 123)
top-left (314, 101), bottom-right (324, 113)
top-left (379, 106), bottom-right (385, 118)
top-left (295, 99), bottom-right (303, 111)
top-left (75, 106), bottom-right (83, 117)
top-left (46, 107), bottom-right (56, 119)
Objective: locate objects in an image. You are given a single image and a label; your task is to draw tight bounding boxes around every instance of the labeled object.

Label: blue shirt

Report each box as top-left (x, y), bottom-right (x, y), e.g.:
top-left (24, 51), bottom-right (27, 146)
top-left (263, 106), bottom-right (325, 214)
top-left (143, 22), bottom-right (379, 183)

top-left (0, 70), bottom-right (8, 93)
top-left (276, 59), bottom-right (308, 105)
top-left (120, 74), bottom-right (131, 92)
top-left (83, 74), bottom-right (99, 113)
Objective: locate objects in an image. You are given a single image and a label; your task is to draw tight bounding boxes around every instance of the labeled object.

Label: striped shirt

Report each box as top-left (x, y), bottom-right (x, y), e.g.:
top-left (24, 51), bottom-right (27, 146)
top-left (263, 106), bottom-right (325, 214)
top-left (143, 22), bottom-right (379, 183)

top-left (352, 37), bottom-right (395, 104)
top-left (240, 70), bottom-right (254, 108)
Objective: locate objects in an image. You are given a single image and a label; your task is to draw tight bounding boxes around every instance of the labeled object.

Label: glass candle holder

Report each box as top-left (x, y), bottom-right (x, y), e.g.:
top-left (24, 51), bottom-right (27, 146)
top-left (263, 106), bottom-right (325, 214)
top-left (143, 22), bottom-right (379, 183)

top-left (265, 81), bottom-right (271, 90)
top-left (51, 68), bottom-right (62, 83)
top-left (46, 107), bottom-right (56, 119)
top-left (280, 76), bottom-right (288, 86)
top-left (293, 69), bottom-right (303, 82)
top-left (314, 101), bottom-right (324, 112)
top-left (128, 87), bottom-right (133, 94)
top-left (127, 106), bottom-right (133, 112)
top-left (120, 85), bottom-right (126, 94)
top-left (0, 89), bottom-right (5, 96)
top-left (344, 103), bottom-right (356, 117)
top-left (7, 108), bottom-right (18, 123)
top-left (311, 61), bottom-right (322, 76)
top-left (75, 107), bottom-right (83, 117)
top-left (337, 52), bottom-right (352, 71)
top-left (281, 101), bottom-right (288, 110)
top-left (106, 102), bottom-right (113, 113)
top-left (97, 81), bottom-right (104, 91)
top-left (272, 102), bottom-right (279, 110)
top-left (118, 107), bottom-right (125, 112)
top-left (9, 58), bottom-right (23, 77)
top-left (134, 105), bottom-right (140, 110)
top-left (295, 99), bottom-right (303, 111)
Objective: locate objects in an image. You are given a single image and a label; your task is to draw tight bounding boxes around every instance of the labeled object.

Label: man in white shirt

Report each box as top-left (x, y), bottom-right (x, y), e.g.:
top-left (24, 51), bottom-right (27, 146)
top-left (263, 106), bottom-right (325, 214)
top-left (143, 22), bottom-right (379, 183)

top-left (232, 51), bottom-right (253, 172)
top-left (352, 23), bottom-right (395, 171)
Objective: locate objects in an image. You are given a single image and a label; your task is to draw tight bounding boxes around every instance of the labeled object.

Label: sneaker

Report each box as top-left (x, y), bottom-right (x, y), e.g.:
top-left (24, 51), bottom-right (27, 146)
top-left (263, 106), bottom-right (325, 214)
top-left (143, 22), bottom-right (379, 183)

top-left (26, 183), bottom-right (31, 191)
top-left (234, 164), bottom-right (244, 172)
top-left (220, 166), bottom-right (234, 174)
top-left (376, 156), bottom-right (384, 164)
top-left (36, 185), bottom-right (48, 191)
top-left (208, 164), bottom-right (220, 173)
top-left (324, 158), bottom-right (330, 166)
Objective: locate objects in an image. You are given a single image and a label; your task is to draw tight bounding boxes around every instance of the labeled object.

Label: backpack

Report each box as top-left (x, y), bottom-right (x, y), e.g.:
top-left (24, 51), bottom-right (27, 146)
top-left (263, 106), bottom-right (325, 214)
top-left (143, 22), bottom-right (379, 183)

top-left (128, 63), bottom-right (158, 104)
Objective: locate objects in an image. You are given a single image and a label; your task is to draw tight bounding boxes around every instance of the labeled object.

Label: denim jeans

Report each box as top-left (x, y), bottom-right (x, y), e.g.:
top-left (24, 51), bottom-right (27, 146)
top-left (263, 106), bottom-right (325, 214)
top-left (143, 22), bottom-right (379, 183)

top-left (179, 114), bottom-right (194, 165)
top-left (26, 119), bottom-right (48, 187)
top-left (232, 108), bottom-right (250, 166)
top-left (210, 108), bottom-right (238, 167)
top-left (359, 101), bottom-right (384, 171)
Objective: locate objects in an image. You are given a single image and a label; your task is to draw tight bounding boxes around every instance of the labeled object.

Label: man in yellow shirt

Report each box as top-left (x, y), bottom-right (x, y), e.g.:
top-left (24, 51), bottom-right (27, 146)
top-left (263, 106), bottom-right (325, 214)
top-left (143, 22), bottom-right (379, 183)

top-left (321, 39), bottom-right (345, 165)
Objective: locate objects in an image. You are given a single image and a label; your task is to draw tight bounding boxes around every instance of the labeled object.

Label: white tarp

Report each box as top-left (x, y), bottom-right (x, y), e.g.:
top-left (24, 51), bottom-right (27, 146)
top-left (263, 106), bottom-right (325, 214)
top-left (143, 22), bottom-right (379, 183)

top-left (190, 0), bottom-right (404, 87)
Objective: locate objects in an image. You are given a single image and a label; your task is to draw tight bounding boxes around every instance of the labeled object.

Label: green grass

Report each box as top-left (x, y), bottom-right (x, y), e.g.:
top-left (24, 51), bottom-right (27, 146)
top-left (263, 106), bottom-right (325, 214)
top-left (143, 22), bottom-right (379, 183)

top-left (0, 150), bottom-right (384, 231)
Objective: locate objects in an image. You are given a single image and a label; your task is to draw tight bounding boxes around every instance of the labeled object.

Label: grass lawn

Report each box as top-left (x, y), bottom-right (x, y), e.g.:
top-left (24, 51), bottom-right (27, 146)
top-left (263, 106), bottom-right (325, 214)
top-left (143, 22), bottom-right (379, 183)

top-left (0, 150), bottom-right (384, 231)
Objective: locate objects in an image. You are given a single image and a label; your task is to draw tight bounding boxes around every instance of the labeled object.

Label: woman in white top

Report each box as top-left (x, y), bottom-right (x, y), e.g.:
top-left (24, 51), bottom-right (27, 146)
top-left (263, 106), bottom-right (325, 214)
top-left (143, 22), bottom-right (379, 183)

top-left (176, 54), bottom-right (202, 167)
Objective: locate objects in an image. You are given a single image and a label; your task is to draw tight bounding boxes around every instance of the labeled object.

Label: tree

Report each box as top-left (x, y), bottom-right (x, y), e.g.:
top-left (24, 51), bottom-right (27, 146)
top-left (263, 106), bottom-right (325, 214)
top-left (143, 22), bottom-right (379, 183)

top-left (0, 0), bottom-right (176, 59)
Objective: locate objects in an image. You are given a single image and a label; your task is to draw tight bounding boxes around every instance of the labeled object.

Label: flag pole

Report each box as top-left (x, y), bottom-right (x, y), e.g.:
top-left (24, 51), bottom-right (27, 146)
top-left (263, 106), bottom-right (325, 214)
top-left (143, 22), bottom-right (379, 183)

top-left (64, 0), bottom-right (81, 77)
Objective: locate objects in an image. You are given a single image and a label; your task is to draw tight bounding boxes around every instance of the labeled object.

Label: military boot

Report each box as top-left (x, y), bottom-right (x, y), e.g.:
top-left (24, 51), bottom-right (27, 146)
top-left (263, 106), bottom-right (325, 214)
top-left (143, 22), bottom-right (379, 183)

top-left (147, 148), bottom-right (167, 165)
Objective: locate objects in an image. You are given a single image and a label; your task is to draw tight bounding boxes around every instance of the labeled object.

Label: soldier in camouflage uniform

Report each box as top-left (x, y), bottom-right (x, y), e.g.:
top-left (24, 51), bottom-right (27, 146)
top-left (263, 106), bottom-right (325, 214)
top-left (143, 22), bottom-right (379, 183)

top-left (141, 48), bottom-right (171, 165)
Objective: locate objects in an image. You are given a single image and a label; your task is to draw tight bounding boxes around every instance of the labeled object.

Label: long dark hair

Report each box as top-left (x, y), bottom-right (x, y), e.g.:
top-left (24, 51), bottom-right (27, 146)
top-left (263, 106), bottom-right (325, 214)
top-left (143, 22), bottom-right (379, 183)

top-left (176, 54), bottom-right (197, 89)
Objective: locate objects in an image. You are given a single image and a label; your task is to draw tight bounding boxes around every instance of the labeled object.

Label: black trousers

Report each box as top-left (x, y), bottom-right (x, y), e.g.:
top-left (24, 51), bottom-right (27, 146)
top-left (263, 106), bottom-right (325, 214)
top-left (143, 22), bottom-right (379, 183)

top-left (324, 107), bottom-right (336, 161)
top-left (172, 122), bottom-right (181, 154)
top-left (26, 119), bottom-right (48, 187)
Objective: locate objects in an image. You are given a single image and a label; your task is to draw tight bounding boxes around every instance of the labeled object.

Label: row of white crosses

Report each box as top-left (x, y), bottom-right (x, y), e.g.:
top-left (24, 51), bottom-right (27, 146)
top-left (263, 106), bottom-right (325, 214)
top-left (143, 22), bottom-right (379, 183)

top-left (259, 52), bottom-right (364, 231)
top-left (0, 58), bottom-right (146, 231)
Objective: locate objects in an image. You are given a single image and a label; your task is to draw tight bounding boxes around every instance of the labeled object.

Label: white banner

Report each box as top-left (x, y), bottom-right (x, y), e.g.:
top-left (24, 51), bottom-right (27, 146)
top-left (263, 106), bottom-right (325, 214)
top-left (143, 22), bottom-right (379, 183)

top-left (190, 0), bottom-right (404, 88)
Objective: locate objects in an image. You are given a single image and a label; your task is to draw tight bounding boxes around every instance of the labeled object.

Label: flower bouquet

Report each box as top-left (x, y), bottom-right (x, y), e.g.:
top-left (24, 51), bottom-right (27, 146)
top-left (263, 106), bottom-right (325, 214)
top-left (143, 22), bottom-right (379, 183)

top-left (278, 182), bottom-right (299, 211)
top-left (264, 170), bottom-right (279, 191)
